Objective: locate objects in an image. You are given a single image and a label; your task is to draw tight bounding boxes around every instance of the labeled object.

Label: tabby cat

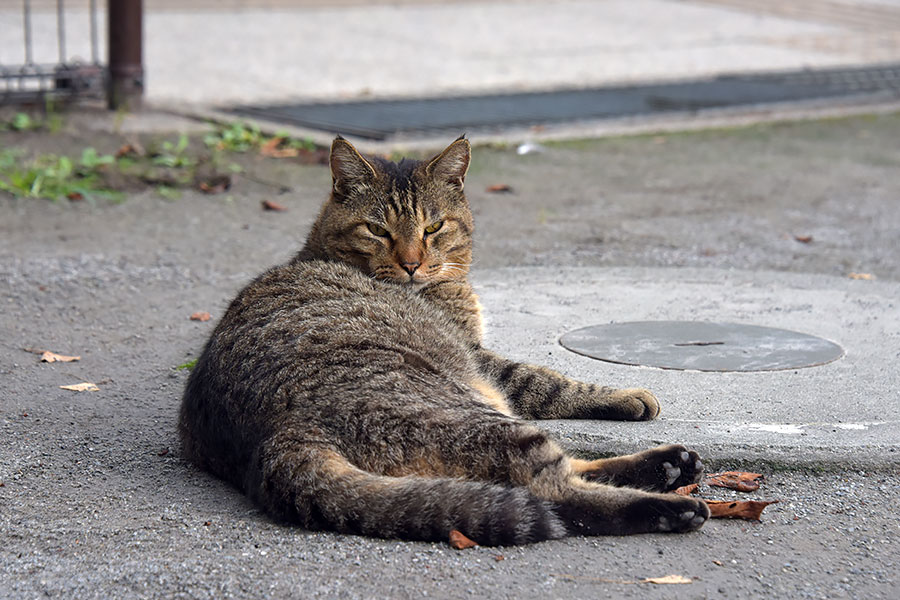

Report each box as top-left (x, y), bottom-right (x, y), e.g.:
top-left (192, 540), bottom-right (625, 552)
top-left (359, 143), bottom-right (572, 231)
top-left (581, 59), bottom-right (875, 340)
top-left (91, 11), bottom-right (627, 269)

top-left (179, 135), bottom-right (708, 545)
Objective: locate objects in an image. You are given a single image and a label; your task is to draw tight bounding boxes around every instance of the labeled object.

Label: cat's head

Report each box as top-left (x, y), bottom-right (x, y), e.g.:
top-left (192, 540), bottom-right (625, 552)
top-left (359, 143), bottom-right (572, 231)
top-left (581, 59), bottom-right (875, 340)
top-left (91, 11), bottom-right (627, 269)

top-left (304, 135), bottom-right (474, 285)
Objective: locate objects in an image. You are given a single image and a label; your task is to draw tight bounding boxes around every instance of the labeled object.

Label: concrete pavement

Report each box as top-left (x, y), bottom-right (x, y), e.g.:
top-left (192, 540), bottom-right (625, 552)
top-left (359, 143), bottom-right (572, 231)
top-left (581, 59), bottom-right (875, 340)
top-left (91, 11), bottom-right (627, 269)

top-left (2, 1), bottom-right (900, 597)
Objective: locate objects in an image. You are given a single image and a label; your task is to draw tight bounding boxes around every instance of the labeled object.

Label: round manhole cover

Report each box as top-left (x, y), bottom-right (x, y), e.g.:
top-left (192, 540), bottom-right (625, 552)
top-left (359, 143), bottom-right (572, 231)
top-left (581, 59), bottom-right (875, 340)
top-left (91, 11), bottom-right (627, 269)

top-left (559, 321), bottom-right (843, 372)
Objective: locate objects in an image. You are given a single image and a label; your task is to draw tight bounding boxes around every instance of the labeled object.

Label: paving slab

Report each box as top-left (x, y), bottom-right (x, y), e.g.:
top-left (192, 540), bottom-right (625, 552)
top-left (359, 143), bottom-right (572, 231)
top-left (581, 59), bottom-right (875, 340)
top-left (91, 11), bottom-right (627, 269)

top-left (473, 267), bottom-right (900, 469)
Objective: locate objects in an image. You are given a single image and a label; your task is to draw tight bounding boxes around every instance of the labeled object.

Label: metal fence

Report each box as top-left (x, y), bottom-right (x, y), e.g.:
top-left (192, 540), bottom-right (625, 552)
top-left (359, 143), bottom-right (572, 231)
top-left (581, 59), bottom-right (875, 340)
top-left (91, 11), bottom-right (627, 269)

top-left (1, 0), bottom-right (141, 107)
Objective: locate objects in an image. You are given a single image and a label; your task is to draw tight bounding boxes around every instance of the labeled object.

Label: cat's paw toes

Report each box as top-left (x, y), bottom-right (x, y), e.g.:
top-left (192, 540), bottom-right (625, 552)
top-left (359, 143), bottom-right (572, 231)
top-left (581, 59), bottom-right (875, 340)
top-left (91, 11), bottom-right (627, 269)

top-left (651, 444), bottom-right (704, 491)
top-left (647, 497), bottom-right (709, 533)
top-left (610, 388), bottom-right (660, 421)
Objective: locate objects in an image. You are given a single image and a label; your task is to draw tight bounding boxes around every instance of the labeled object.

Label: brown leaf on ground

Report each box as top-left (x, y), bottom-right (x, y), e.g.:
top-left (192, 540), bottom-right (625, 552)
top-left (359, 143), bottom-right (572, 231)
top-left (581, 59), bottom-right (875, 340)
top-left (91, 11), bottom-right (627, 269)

top-left (793, 234), bottom-right (813, 243)
top-left (260, 137), bottom-right (300, 158)
top-left (262, 199), bottom-right (288, 212)
top-left (673, 483), bottom-right (699, 496)
top-left (486, 183), bottom-right (514, 193)
top-left (448, 529), bottom-right (478, 549)
top-left (67, 192), bottom-right (84, 202)
top-left (115, 142), bottom-right (145, 158)
top-left (41, 351), bottom-right (81, 363)
top-left (705, 471), bottom-right (763, 492)
top-left (190, 311), bottom-right (211, 322)
top-left (848, 272), bottom-right (875, 280)
top-left (706, 499), bottom-right (779, 520)
top-left (59, 382), bottom-right (100, 392)
top-left (198, 175), bottom-right (232, 194)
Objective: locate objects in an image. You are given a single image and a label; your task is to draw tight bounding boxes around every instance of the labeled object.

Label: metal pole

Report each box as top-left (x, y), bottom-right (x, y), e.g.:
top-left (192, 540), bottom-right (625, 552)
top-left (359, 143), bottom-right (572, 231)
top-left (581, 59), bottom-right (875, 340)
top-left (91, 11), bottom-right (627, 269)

top-left (90, 0), bottom-right (100, 65)
top-left (23, 0), bottom-right (34, 65)
top-left (107, 0), bottom-right (143, 110)
top-left (57, 0), bottom-right (67, 64)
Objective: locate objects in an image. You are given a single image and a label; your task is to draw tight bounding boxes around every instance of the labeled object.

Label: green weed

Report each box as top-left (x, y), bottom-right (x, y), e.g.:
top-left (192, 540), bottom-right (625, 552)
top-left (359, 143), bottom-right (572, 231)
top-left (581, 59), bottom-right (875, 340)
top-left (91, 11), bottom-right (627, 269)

top-left (204, 121), bottom-right (318, 154)
top-left (151, 134), bottom-right (196, 168)
top-left (175, 358), bottom-right (198, 371)
top-left (0, 148), bottom-right (122, 202)
top-left (156, 185), bottom-right (182, 200)
top-left (1, 106), bottom-right (64, 132)
top-left (204, 121), bottom-right (265, 152)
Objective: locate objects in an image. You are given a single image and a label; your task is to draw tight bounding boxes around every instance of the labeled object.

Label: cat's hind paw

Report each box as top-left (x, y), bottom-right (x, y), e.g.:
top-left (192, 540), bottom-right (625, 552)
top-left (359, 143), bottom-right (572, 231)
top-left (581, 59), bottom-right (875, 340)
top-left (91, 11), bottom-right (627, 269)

top-left (608, 388), bottom-right (660, 421)
top-left (651, 497), bottom-right (710, 533)
top-left (578, 444), bottom-right (704, 492)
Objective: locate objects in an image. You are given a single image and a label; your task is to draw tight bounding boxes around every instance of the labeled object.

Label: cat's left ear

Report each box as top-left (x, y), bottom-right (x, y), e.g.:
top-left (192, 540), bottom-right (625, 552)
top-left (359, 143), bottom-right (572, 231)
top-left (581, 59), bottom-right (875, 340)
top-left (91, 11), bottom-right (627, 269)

top-left (425, 135), bottom-right (470, 191)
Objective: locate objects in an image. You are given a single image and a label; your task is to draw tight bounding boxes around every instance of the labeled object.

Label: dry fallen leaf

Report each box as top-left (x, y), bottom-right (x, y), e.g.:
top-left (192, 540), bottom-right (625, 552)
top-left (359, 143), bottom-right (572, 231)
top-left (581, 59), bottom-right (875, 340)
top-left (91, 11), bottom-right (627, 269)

top-left (115, 141), bottom-right (145, 158)
top-left (260, 137), bottom-right (300, 158)
top-left (262, 199), bottom-right (287, 212)
top-left (674, 483), bottom-right (699, 496)
top-left (41, 351), bottom-right (81, 363)
top-left (706, 499), bottom-right (779, 520)
top-left (848, 272), bottom-right (875, 280)
top-left (198, 175), bottom-right (232, 194)
top-left (642, 575), bottom-right (692, 585)
top-left (190, 311), bottom-right (211, 322)
top-left (793, 234), bottom-right (813, 243)
top-left (448, 529), bottom-right (478, 549)
top-left (486, 184), bottom-right (514, 193)
top-left (705, 471), bottom-right (762, 493)
top-left (59, 382), bottom-right (100, 392)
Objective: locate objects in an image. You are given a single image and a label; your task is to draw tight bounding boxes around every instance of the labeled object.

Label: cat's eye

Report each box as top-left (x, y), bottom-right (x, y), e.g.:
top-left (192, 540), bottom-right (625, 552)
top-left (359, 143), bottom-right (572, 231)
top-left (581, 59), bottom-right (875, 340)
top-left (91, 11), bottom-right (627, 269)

top-left (367, 223), bottom-right (389, 237)
top-left (424, 221), bottom-right (444, 235)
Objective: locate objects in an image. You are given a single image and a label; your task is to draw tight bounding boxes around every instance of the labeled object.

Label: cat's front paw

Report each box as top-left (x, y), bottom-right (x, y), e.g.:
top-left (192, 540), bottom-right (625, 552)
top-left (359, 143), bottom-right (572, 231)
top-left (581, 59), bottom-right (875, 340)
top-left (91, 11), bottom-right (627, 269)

top-left (609, 388), bottom-right (660, 421)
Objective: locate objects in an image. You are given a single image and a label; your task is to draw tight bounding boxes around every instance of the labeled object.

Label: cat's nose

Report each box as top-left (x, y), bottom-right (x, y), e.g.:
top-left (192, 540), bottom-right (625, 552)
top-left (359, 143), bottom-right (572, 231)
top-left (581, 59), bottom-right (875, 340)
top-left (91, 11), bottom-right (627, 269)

top-left (400, 262), bottom-right (421, 275)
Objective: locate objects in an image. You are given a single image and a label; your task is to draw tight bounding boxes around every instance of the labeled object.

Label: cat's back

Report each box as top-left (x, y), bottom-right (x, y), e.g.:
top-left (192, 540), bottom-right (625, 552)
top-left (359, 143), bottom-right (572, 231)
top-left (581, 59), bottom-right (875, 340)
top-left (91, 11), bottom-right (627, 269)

top-left (184, 259), bottom-right (476, 424)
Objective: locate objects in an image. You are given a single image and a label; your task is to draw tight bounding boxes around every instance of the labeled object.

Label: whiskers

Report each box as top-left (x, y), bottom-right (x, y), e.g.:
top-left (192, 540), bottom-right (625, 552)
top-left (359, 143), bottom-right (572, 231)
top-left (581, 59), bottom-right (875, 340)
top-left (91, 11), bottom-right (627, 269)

top-left (438, 262), bottom-right (472, 278)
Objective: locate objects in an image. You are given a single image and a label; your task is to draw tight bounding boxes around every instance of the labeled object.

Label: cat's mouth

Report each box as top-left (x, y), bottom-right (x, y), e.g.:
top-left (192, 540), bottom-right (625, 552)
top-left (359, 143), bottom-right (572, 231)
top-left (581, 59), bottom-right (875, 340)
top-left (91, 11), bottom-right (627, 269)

top-left (372, 262), bottom-right (467, 285)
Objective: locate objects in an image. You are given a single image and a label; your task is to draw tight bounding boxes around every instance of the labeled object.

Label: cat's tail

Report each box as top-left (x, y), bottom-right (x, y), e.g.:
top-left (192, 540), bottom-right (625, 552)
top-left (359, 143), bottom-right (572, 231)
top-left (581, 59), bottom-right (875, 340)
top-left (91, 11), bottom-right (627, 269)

top-left (247, 442), bottom-right (567, 546)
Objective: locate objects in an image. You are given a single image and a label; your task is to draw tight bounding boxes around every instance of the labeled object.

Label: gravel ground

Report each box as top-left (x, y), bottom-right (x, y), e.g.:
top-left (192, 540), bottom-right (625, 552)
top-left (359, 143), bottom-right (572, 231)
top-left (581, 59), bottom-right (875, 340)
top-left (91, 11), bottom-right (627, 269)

top-left (1, 111), bottom-right (899, 598)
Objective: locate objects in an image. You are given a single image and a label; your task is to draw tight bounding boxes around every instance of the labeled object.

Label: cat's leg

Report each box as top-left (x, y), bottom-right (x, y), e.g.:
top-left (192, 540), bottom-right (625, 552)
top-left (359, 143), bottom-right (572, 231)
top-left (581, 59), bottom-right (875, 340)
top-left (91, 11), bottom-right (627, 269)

top-left (570, 444), bottom-right (704, 492)
top-left (430, 417), bottom-right (708, 535)
top-left (475, 348), bottom-right (659, 421)
top-left (244, 428), bottom-right (566, 546)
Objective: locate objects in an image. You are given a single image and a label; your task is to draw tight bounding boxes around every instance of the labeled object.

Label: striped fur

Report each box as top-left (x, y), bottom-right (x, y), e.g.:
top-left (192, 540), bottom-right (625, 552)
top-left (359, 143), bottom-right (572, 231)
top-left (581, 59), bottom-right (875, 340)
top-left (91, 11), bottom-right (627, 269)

top-left (179, 137), bottom-right (708, 545)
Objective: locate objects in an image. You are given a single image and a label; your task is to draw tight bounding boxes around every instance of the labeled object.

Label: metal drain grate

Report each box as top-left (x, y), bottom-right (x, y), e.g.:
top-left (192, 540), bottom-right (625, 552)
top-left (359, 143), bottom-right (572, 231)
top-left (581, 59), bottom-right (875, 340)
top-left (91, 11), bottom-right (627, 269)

top-left (231, 63), bottom-right (900, 140)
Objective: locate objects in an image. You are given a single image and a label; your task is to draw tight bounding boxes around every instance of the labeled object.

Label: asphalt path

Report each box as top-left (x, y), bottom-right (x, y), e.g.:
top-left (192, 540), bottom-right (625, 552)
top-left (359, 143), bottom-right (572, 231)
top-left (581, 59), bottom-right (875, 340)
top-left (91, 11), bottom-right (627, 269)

top-left (2, 111), bottom-right (899, 598)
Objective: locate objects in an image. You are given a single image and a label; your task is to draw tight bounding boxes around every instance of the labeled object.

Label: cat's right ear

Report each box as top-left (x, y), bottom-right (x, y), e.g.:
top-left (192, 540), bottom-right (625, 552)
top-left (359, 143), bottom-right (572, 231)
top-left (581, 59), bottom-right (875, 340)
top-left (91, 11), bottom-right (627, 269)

top-left (330, 136), bottom-right (376, 198)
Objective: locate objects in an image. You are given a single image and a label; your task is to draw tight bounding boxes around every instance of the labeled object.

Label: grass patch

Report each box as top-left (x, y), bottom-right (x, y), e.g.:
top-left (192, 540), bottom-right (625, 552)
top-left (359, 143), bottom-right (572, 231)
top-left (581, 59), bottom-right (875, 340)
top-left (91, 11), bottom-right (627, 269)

top-left (1, 118), bottom-right (325, 204)
top-left (0, 148), bottom-right (123, 202)
top-left (175, 358), bottom-right (198, 371)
